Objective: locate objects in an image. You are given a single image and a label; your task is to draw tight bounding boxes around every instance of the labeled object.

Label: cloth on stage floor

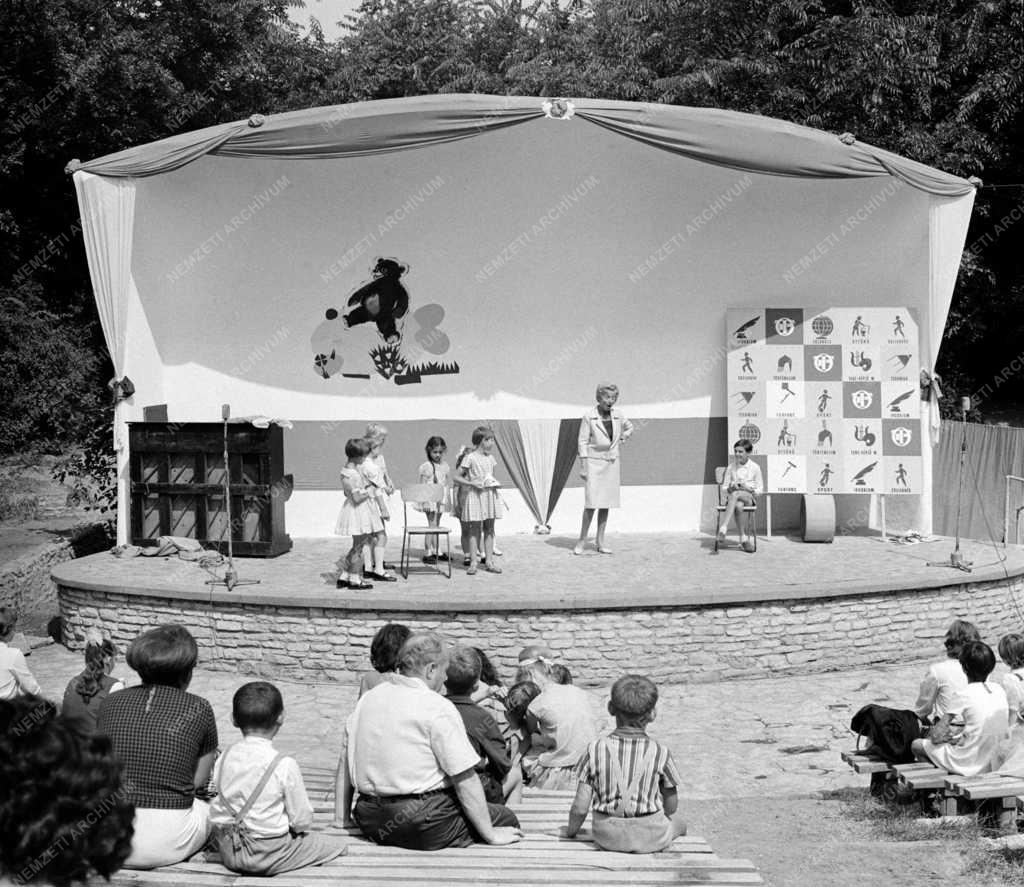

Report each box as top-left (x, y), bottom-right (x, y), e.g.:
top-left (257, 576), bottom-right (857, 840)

top-left (890, 531), bottom-right (933, 545)
top-left (112, 536), bottom-right (219, 562)
top-left (232, 416), bottom-right (293, 429)
top-left (139, 535), bottom-right (204, 557)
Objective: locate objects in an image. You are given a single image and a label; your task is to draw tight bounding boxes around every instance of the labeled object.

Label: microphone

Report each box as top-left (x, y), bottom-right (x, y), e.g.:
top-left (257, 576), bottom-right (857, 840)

top-left (222, 404), bottom-right (231, 422)
top-left (960, 396), bottom-right (970, 415)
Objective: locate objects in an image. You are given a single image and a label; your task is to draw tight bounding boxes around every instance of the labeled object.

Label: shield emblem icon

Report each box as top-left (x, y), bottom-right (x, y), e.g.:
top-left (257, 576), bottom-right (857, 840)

top-left (891, 426), bottom-right (912, 447)
top-left (774, 317), bottom-right (795, 336)
top-left (852, 389), bottom-right (873, 410)
top-left (813, 353), bottom-right (834, 373)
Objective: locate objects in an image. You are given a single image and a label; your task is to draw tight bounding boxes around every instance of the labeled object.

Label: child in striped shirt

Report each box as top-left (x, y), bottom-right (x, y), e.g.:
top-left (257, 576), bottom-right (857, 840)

top-left (567, 675), bottom-right (687, 853)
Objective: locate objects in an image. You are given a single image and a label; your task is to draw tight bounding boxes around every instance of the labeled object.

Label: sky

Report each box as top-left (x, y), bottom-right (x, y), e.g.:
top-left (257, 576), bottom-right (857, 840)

top-left (289, 0), bottom-right (360, 41)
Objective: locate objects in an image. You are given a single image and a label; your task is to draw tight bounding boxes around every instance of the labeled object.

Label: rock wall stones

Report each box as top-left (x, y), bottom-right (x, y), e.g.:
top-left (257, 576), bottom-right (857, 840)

top-left (58, 576), bottom-right (1024, 685)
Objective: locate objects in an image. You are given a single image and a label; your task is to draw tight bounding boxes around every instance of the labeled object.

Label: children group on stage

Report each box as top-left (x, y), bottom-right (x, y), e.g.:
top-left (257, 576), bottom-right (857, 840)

top-left (335, 423), bottom-right (505, 589)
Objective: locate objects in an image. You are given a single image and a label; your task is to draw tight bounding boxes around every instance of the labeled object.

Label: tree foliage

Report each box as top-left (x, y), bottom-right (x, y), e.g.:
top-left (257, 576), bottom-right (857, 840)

top-left (1, 0), bottom-right (1022, 471)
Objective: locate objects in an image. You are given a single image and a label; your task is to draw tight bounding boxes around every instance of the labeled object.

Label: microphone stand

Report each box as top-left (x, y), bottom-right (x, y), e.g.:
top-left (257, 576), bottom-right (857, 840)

top-left (928, 398), bottom-right (972, 573)
top-left (206, 405), bottom-right (261, 591)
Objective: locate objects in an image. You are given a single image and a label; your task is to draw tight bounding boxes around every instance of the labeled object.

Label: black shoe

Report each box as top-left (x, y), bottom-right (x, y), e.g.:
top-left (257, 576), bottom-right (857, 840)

top-left (423, 554), bottom-right (438, 565)
top-left (336, 578), bottom-right (349, 589)
top-left (366, 570), bottom-right (398, 582)
top-left (347, 580), bottom-right (374, 590)
top-left (436, 553), bottom-right (450, 562)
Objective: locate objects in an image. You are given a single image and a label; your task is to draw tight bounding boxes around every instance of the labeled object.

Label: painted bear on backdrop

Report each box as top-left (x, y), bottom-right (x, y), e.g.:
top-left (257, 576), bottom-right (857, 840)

top-left (343, 258), bottom-right (409, 344)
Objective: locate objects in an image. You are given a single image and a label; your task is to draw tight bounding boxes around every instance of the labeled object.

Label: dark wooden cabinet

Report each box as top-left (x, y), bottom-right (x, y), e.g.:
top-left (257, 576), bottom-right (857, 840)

top-left (129, 423), bottom-right (292, 557)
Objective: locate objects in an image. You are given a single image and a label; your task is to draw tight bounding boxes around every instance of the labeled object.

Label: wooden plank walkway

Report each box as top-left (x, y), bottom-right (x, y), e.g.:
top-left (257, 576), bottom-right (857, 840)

top-left (108, 767), bottom-right (763, 886)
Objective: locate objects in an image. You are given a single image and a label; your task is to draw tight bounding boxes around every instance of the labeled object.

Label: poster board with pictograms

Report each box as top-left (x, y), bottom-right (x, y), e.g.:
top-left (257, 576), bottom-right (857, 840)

top-left (726, 308), bottom-right (921, 495)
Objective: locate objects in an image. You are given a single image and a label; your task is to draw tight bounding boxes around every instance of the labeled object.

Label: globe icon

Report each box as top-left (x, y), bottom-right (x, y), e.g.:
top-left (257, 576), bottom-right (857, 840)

top-left (812, 316), bottom-right (834, 338)
top-left (739, 423), bottom-right (761, 445)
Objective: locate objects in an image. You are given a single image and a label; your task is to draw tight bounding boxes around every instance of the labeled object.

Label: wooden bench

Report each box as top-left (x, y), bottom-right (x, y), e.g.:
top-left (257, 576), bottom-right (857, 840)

top-left (108, 767), bottom-right (764, 886)
top-left (897, 765), bottom-right (1024, 830)
top-left (841, 748), bottom-right (899, 800)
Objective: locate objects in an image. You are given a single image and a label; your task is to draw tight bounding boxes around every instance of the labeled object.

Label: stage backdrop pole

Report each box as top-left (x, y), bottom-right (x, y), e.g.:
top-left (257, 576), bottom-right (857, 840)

top-left (880, 494), bottom-right (887, 541)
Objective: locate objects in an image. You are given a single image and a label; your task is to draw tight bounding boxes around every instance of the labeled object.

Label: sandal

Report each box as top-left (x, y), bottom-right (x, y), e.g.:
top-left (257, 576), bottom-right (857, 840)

top-left (467, 564), bottom-right (478, 575)
top-left (484, 564), bottom-right (502, 574)
top-left (597, 546), bottom-right (613, 555)
top-left (572, 543), bottom-right (585, 556)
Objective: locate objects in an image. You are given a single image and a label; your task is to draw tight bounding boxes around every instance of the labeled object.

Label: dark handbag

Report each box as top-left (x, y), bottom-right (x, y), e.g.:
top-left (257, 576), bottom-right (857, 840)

top-left (850, 704), bottom-right (923, 764)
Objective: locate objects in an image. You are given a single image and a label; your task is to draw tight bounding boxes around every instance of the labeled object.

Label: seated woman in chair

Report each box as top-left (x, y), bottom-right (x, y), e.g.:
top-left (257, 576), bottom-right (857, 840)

top-left (718, 439), bottom-right (762, 552)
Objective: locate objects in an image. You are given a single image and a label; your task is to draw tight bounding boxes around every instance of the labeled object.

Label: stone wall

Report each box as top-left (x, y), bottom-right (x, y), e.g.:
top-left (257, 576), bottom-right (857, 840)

top-left (58, 574), bottom-right (1024, 685)
top-left (3, 543), bottom-right (74, 632)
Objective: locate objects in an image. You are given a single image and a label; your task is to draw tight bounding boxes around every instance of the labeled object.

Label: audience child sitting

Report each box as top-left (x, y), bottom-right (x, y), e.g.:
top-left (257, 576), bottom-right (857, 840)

top-left (912, 641), bottom-right (1008, 777)
top-left (516, 658), bottom-right (598, 789)
top-left (445, 647), bottom-right (522, 805)
top-left (470, 646), bottom-right (511, 740)
top-left (0, 694), bottom-right (135, 886)
top-left (504, 680), bottom-right (542, 780)
top-left (61, 629), bottom-right (123, 734)
top-left (913, 619), bottom-right (980, 722)
top-left (358, 623), bottom-right (412, 697)
top-left (210, 682), bottom-right (347, 875)
top-left (567, 675), bottom-right (687, 852)
top-left (0, 607), bottom-right (41, 700)
top-left (998, 633), bottom-right (1024, 728)
top-left (994, 634), bottom-right (1024, 775)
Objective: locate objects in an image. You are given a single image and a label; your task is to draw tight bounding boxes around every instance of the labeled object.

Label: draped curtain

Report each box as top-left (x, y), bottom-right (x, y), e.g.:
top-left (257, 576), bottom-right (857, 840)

top-left (75, 95), bottom-right (976, 198)
top-left (74, 171), bottom-right (138, 544)
top-left (933, 421), bottom-right (1024, 544)
top-left (490, 418), bottom-right (581, 531)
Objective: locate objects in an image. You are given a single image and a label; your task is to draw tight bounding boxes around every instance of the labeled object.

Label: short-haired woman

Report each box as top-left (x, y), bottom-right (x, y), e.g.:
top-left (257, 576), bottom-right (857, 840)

top-left (96, 624), bottom-right (218, 868)
top-left (575, 383), bottom-right (634, 555)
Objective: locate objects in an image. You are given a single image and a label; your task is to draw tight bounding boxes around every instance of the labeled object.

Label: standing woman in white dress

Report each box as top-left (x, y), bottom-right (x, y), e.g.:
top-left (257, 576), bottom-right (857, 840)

top-left (575, 383), bottom-right (634, 555)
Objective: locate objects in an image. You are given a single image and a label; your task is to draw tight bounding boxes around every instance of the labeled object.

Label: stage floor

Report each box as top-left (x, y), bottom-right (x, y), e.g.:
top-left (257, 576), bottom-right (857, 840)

top-left (52, 532), bottom-right (1024, 612)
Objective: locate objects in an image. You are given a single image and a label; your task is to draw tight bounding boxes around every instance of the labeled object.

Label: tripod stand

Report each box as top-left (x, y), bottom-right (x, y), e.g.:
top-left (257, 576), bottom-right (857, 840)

top-left (928, 396), bottom-right (972, 573)
top-left (206, 404), bottom-right (261, 591)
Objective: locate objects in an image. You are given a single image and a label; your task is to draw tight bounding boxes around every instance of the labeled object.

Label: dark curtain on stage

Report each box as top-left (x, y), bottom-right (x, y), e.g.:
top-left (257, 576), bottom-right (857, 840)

top-left (933, 420), bottom-right (1024, 544)
top-left (490, 420), bottom-right (544, 529)
top-left (547, 419), bottom-right (581, 526)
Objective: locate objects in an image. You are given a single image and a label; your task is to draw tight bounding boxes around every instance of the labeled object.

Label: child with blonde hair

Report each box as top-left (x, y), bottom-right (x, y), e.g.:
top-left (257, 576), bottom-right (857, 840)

top-left (335, 438), bottom-right (383, 590)
top-left (567, 675), bottom-right (686, 852)
top-left (516, 657), bottom-right (597, 788)
top-left (360, 424), bottom-right (397, 582)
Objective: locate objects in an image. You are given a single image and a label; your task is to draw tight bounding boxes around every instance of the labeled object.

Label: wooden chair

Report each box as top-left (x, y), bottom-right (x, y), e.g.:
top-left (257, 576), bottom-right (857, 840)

top-left (399, 483), bottom-right (452, 578)
top-left (714, 466), bottom-right (758, 552)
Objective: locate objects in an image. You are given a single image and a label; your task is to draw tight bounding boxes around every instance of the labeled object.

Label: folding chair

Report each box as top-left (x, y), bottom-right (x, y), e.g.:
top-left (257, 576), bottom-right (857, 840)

top-left (399, 483), bottom-right (452, 578)
top-left (714, 466), bottom-right (758, 553)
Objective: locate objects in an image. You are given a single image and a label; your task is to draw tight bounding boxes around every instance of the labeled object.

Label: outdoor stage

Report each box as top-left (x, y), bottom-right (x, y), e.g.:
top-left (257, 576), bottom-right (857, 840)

top-left (53, 533), bottom-right (1024, 685)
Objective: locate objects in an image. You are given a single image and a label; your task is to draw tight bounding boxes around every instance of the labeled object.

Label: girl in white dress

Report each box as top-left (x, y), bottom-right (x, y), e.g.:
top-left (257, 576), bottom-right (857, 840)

top-left (334, 438), bottom-right (383, 590)
top-left (415, 436), bottom-right (450, 564)
top-left (453, 426), bottom-right (502, 576)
